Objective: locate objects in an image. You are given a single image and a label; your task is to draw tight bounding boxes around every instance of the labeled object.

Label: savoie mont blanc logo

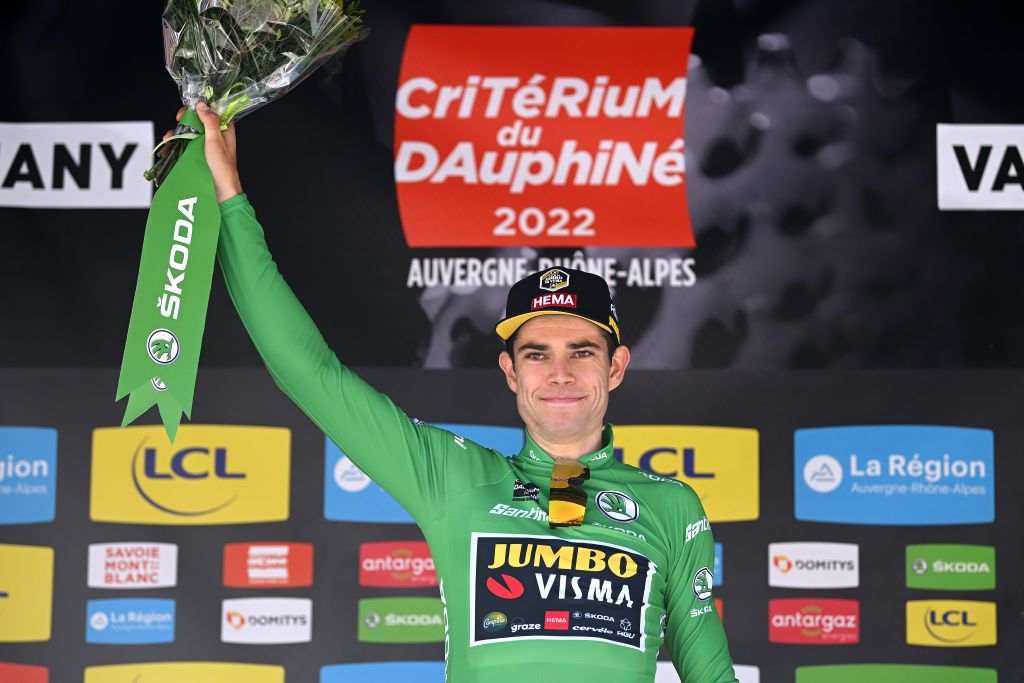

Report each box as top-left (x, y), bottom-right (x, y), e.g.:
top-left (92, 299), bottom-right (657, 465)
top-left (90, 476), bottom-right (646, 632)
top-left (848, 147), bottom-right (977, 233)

top-left (795, 426), bottom-right (994, 525)
top-left (596, 490), bottom-right (638, 523)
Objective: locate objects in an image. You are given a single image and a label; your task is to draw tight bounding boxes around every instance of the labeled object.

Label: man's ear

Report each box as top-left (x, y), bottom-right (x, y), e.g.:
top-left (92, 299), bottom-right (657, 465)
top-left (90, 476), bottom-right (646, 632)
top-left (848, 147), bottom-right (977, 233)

top-left (498, 350), bottom-right (518, 393)
top-left (608, 344), bottom-right (631, 392)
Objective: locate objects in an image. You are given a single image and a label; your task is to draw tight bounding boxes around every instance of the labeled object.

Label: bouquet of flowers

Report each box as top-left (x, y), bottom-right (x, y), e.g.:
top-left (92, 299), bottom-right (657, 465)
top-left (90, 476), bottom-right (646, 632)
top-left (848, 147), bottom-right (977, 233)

top-left (146, 0), bottom-right (367, 184)
top-left (118, 0), bottom-right (367, 442)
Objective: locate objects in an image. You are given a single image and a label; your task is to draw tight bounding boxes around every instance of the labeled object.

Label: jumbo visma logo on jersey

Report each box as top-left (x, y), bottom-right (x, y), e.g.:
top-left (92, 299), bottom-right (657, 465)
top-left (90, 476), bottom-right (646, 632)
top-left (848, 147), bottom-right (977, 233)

top-left (470, 532), bottom-right (654, 650)
top-left (90, 426), bottom-right (290, 525)
top-left (613, 426), bottom-right (759, 522)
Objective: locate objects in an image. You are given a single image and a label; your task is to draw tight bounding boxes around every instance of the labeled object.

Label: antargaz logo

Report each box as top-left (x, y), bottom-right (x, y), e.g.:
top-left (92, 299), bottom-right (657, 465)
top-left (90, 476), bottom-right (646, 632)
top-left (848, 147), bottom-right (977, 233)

top-left (614, 426), bottom-right (759, 522)
top-left (91, 426), bottom-right (290, 525)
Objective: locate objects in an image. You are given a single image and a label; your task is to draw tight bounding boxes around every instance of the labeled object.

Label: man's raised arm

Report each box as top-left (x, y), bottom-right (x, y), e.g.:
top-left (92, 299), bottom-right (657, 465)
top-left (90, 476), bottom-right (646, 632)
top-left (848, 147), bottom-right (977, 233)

top-left (178, 104), bottom-right (450, 524)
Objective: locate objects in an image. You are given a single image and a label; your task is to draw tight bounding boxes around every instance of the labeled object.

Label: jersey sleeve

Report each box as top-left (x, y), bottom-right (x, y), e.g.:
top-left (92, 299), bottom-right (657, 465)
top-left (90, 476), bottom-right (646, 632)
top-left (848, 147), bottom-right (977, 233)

top-left (216, 193), bottom-right (448, 524)
top-left (663, 489), bottom-right (738, 683)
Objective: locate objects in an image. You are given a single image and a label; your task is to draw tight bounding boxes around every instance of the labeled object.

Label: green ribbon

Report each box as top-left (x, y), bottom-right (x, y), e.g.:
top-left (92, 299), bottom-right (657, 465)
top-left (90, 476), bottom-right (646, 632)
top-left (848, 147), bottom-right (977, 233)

top-left (116, 110), bottom-right (220, 442)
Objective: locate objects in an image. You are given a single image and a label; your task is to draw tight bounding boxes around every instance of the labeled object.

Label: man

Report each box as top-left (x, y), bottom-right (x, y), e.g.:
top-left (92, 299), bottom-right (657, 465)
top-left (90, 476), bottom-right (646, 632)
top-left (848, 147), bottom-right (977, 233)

top-left (170, 104), bottom-right (737, 681)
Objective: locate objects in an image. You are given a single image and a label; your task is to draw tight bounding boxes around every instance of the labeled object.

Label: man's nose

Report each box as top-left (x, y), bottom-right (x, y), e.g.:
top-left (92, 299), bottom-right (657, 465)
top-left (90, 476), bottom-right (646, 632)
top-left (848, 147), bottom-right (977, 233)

top-left (548, 355), bottom-right (574, 383)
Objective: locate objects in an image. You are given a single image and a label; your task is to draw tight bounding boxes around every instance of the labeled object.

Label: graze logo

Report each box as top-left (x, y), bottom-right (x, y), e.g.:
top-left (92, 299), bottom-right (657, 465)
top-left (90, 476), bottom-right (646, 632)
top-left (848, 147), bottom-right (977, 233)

top-left (0, 544), bottom-right (53, 642)
top-left (470, 532), bottom-right (654, 650)
top-left (87, 543), bottom-right (178, 589)
top-left (905, 544), bottom-right (995, 591)
top-left (320, 662), bottom-right (446, 683)
top-left (86, 598), bottom-right (175, 645)
top-left (0, 663), bottom-right (49, 683)
top-left (90, 426), bottom-right (290, 525)
top-left (220, 598), bottom-right (312, 644)
top-left (357, 597), bottom-right (445, 644)
top-left (794, 426), bottom-right (994, 525)
top-left (224, 543), bottom-right (313, 588)
top-left (394, 26), bottom-right (693, 247)
top-left (793, 664), bottom-right (996, 683)
top-left (84, 662), bottom-right (285, 683)
top-left (768, 543), bottom-right (859, 589)
top-left (937, 124), bottom-right (1024, 210)
top-left (614, 426), bottom-right (759, 522)
top-left (0, 427), bottom-right (57, 525)
top-left (906, 600), bottom-right (997, 647)
top-left (0, 121), bottom-right (152, 208)
top-left (596, 490), bottom-right (639, 523)
top-left (359, 541), bottom-right (437, 588)
top-left (768, 599), bottom-right (859, 645)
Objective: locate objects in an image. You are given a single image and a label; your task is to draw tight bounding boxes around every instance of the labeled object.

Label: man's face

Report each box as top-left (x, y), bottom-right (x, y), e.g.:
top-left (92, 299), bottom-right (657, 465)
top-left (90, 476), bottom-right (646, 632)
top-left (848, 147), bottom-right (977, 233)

top-left (498, 315), bottom-right (630, 445)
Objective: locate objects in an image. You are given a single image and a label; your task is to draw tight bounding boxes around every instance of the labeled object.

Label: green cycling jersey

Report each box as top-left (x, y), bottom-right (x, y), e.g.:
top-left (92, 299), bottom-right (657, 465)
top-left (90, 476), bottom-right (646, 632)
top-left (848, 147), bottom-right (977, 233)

top-left (216, 193), bottom-right (738, 682)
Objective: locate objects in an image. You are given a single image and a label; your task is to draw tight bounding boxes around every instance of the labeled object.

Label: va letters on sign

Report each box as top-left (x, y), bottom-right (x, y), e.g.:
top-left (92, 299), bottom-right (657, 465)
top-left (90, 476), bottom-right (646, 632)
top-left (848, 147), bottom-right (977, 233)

top-left (0, 122), bottom-right (153, 208)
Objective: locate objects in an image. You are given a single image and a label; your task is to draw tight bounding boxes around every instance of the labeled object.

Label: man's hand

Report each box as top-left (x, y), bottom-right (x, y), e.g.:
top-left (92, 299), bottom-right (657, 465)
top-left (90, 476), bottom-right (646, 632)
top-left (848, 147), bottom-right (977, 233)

top-left (162, 103), bottom-right (242, 203)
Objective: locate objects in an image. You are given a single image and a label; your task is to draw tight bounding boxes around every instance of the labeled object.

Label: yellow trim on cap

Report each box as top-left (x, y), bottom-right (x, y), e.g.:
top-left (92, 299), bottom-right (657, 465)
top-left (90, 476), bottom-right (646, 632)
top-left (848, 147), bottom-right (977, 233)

top-left (495, 310), bottom-right (620, 342)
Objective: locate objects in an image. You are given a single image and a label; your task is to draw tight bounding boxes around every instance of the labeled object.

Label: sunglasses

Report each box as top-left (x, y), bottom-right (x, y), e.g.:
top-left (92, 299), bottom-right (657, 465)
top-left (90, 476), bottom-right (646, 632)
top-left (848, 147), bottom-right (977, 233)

top-left (548, 458), bottom-right (590, 528)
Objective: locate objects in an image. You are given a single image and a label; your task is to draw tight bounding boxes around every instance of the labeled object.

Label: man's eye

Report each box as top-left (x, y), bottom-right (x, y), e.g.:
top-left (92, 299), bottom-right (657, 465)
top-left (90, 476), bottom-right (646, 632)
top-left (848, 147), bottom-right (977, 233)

top-left (526, 352), bottom-right (544, 360)
top-left (575, 350), bottom-right (593, 358)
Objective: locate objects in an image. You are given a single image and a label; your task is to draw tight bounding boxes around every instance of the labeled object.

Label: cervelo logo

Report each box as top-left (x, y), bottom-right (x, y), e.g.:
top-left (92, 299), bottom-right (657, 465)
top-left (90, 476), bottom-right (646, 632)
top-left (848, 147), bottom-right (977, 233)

top-left (0, 544), bottom-right (54, 642)
top-left (90, 426), bottom-right (290, 525)
top-left (0, 121), bottom-right (152, 208)
top-left (768, 599), bottom-right (859, 645)
top-left (359, 541), bottom-right (436, 587)
top-left (357, 597), bottom-right (445, 644)
top-left (906, 600), bottom-right (997, 647)
top-left (768, 543), bottom-right (859, 589)
top-left (394, 26), bottom-right (694, 247)
top-left (319, 662), bottom-right (446, 683)
top-left (614, 426), bottom-right (759, 522)
top-left (84, 662), bottom-right (285, 682)
top-left (655, 663), bottom-right (760, 683)
top-left (221, 598), bottom-right (312, 644)
top-left (0, 662), bottom-right (49, 683)
top-left (86, 598), bottom-right (175, 645)
top-left (795, 426), bottom-right (994, 525)
top-left (223, 543), bottom-right (313, 588)
top-left (531, 293), bottom-right (577, 310)
top-left (937, 124), bottom-right (1024, 210)
top-left (87, 542), bottom-right (178, 589)
top-left (0, 427), bottom-right (57, 525)
top-left (906, 544), bottom-right (996, 591)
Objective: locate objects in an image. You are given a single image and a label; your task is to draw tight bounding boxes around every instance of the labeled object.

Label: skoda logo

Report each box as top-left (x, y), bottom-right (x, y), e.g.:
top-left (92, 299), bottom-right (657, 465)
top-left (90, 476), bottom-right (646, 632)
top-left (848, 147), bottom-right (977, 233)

top-left (364, 611), bottom-right (381, 628)
top-left (803, 454), bottom-right (843, 493)
top-left (146, 328), bottom-right (180, 365)
top-left (152, 376), bottom-right (167, 392)
top-left (912, 558), bottom-right (928, 575)
top-left (596, 490), bottom-right (639, 523)
top-left (692, 566), bottom-right (713, 601)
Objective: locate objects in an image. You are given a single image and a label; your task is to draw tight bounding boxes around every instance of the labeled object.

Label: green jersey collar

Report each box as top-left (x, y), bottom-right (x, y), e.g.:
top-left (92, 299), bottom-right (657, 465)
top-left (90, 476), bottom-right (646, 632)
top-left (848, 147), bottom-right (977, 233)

top-left (515, 424), bottom-right (616, 470)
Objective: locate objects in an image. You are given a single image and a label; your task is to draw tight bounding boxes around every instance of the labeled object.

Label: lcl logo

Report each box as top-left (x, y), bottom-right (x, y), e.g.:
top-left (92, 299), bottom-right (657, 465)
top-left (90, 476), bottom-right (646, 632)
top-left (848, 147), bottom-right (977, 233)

top-left (614, 447), bottom-right (714, 479)
top-left (140, 447), bottom-right (245, 480)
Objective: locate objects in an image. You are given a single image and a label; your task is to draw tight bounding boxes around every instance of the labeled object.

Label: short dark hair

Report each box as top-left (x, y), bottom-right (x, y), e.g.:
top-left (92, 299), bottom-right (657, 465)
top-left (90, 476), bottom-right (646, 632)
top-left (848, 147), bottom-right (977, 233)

top-left (505, 325), bottom-right (618, 364)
